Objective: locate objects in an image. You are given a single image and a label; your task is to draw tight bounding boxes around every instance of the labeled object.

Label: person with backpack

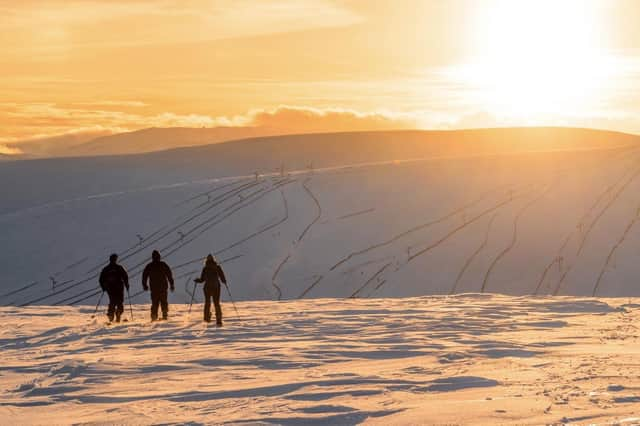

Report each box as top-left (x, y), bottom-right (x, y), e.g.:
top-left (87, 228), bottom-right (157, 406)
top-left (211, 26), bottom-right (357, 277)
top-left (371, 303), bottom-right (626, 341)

top-left (99, 253), bottom-right (129, 323)
top-left (194, 254), bottom-right (227, 325)
top-left (142, 250), bottom-right (174, 321)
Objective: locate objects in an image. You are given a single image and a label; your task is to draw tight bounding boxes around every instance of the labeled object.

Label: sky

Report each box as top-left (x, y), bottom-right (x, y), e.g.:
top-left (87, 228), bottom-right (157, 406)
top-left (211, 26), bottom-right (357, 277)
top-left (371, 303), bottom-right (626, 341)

top-left (2, 0), bottom-right (640, 153)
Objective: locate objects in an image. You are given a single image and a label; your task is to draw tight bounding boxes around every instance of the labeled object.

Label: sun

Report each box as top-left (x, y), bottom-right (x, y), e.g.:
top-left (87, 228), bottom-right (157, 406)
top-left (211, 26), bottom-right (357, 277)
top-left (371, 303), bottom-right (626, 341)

top-left (450, 0), bottom-right (613, 121)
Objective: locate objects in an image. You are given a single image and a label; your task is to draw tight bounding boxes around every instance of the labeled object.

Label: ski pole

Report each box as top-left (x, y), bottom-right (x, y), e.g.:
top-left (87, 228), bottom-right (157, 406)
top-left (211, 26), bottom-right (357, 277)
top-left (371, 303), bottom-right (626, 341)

top-left (91, 291), bottom-right (105, 318)
top-left (185, 271), bottom-right (197, 315)
top-left (188, 280), bottom-right (197, 314)
top-left (126, 288), bottom-right (134, 321)
top-left (222, 282), bottom-right (239, 318)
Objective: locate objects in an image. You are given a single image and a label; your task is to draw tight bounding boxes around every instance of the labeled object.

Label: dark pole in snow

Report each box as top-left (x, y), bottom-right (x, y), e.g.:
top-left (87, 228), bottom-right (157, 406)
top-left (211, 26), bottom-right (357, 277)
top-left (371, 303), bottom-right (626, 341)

top-left (92, 291), bottom-right (104, 318)
top-left (126, 288), bottom-right (134, 321)
top-left (223, 282), bottom-right (239, 319)
top-left (188, 273), bottom-right (197, 314)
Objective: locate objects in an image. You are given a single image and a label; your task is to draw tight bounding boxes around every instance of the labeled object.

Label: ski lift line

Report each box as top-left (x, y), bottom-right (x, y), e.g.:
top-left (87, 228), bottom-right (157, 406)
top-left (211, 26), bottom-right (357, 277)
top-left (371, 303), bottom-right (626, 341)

top-left (0, 281), bottom-right (39, 299)
top-left (450, 213), bottom-right (498, 295)
top-left (175, 268), bottom-right (201, 281)
top-left (124, 187), bottom-right (269, 275)
top-left (145, 179), bottom-right (296, 270)
top-left (115, 181), bottom-right (292, 298)
top-left (592, 205), bottom-right (640, 297)
top-left (153, 185), bottom-right (268, 258)
top-left (108, 182), bottom-right (265, 277)
top-left (2, 142), bottom-right (635, 223)
top-left (174, 178), bottom-right (245, 207)
top-left (114, 180), bottom-right (263, 265)
top-left (330, 185), bottom-right (509, 272)
top-left (171, 253), bottom-right (244, 272)
top-left (211, 187), bottom-right (292, 253)
top-left (173, 254), bottom-right (244, 277)
top-left (181, 179), bottom-right (257, 216)
top-left (81, 180), bottom-right (260, 276)
top-left (65, 288), bottom-right (102, 306)
top-left (350, 261), bottom-right (393, 298)
top-left (480, 185), bottom-right (552, 294)
top-left (57, 181), bottom-right (289, 307)
top-left (22, 142), bottom-right (620, 302)
top-left (23, 143), bottom-right (637, 306)
top-left (20, 271), bottom-right (99, 306)
top-left (101, 180), bottom-right (260, 265)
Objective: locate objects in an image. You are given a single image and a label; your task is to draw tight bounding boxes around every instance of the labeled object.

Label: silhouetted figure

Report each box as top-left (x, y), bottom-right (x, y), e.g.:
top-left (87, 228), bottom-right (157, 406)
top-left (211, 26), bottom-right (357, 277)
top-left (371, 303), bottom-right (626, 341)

top-left (99, 254), bottom-right (129, 323)
top-left (142, 250), bottom-right (174, 321)
top-left (194, 254), bottom-right (227, 325)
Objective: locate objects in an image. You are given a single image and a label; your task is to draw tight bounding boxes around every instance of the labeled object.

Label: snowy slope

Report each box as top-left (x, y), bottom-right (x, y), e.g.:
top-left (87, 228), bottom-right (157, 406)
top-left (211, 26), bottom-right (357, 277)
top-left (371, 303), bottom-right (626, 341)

top-left (2, 128), bottom-right (640, 306)
top-left (1, 295), bottom-right (640, 425)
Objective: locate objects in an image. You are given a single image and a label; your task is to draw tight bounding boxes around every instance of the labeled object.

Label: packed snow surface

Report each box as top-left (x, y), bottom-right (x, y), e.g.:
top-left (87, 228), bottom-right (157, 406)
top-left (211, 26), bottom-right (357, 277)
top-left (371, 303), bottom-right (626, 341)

top-left (2, 294), bottom-right (640, 425)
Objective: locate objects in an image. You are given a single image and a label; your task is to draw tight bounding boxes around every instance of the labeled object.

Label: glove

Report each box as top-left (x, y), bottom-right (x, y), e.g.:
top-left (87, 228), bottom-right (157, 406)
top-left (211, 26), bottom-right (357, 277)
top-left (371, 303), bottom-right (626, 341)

top-left (143, 285), bottom-right (149, 291)
top-left (170, 286), bottom-right (175, 293)
top-left (100, 285), bottom-right (106, 292)
top-left (125, 284), bottom-right (130, 291)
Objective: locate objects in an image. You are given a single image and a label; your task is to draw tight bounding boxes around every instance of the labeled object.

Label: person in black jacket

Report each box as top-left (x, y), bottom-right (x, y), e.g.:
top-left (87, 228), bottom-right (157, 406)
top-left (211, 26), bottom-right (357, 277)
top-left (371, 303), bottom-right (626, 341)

top-left (142, 250), bottom-right (174, 321)
top-left (194, 254), bottom-right (227, 325)
top-left (99, 253), bottom-right (129, 323)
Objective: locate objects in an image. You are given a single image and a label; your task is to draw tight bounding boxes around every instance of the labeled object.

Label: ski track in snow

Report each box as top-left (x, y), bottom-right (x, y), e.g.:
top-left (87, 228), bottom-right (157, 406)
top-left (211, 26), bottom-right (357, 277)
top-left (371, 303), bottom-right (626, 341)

top-left (1, 295), bottom-right (640, 425)
top-left (592, 205), bottom-right (640, 297)
top-left (7, 142), bottom-right (640, 309)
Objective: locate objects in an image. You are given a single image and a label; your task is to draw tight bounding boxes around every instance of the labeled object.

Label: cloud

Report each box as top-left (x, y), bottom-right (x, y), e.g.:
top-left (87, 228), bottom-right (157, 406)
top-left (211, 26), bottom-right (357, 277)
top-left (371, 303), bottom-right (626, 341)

top-left (3, 103), bottom-right (419, 145)
top-left (246, 105), bottom-right (419, 132)
top-left (73, 101), bottom-right (148, 108)
top-left (1, 1), bottom-right (362, 54)
top-left (0, 144), bottom-right (23, 156)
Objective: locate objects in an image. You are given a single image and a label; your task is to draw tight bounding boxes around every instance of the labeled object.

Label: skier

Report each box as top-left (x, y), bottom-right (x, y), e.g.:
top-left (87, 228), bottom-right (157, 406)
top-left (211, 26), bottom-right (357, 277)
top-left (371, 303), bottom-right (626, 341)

top-left (194, 254), bottom-right (227, 325)
top-left (142, 250), bottom-right (174, 321)
top-left (99, 253), bottom-right (129, 323)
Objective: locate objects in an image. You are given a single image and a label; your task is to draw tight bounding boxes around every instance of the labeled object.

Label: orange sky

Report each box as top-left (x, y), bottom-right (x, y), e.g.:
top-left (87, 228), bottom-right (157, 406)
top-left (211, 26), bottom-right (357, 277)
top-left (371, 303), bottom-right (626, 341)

top-left (2, 0), bottom-right (640, 150)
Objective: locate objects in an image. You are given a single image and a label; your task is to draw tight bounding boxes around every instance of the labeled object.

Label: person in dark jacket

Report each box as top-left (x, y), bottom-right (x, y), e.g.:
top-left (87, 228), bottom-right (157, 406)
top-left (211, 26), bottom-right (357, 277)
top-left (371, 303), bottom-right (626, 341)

top-left (99, 253), bottom-right (129, 323)
top-left (142, 250), bottom-right (174, 321)
top-left (194, 254), bottom-right (227, 325)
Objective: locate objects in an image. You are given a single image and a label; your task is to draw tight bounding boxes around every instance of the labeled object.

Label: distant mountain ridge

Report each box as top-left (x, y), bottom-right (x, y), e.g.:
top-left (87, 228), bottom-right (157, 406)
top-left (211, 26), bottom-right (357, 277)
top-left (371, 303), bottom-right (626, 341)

top-left (70, 126), bottom-right (289, 156)
top-left (6, 125), bottom-right (638, 160)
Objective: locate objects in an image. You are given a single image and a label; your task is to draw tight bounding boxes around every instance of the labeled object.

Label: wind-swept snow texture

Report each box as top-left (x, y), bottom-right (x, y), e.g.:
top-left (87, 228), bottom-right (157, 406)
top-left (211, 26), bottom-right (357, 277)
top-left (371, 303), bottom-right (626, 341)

top-left (1, 295), bottom-right (640, 424)
top-left (2, 128), bottom-right (640, 305)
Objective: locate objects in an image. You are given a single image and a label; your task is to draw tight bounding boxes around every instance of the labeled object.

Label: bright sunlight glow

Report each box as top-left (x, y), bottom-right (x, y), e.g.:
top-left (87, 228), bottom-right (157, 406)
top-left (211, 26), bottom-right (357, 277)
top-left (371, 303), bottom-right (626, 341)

top-left (449, 0), bottom-right (614, 121)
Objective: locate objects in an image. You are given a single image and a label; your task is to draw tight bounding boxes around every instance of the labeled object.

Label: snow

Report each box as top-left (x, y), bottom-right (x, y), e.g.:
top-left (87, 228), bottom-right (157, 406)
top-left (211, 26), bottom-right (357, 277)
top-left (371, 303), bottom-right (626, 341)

top-left (3, 131), bottom-right (640, 305)
top-left (3, 129), bottom-right (640, 424)
top-left (1, 294), bottom-right (640, 424)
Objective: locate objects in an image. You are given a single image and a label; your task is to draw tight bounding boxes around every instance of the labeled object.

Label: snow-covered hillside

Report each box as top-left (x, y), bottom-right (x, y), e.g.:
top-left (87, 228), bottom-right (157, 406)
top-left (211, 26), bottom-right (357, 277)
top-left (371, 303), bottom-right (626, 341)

top-left (2, 295), bottom-right (640, 425)
top-left (2, 128), bottom-right (640, 306)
